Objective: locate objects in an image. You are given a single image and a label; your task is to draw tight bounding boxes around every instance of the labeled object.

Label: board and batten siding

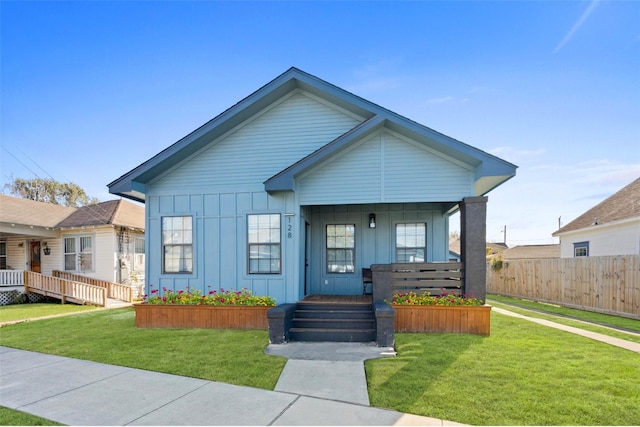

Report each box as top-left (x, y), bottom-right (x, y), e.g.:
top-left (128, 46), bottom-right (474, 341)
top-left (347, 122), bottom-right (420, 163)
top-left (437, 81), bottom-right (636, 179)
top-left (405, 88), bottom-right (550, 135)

top-left (305, 204), bottom-right (450, 295)
top-left (150, 91), bottom-right (362, 194)
top-left (296, 130), bottom-right (474, 205)
top-left (145, 191), bottom-right (297, 304)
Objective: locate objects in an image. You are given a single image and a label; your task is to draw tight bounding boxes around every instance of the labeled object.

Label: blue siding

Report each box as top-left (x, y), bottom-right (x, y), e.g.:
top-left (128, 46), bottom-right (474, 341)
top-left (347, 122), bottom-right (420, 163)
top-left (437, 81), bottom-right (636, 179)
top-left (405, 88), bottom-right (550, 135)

top-left (297, 130), bottom-right (474, 205)
top-left (305, 203), bottom-right (450, 295)
top-left (145, 192), bottom-right (294, 304)
top-left (150, 92), bottom-right (361, 194)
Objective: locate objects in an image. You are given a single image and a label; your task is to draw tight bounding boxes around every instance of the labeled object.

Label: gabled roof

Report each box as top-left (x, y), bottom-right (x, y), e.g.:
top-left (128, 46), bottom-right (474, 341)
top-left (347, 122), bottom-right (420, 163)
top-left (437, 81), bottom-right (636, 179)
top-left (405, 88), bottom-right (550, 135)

top-left (502, 244), bottom-right (560, 260)
top-left (57, 199), bottom-right (144, 230)
top-left (0, 194), bottom-right (77, 228)
top-left (108, 67), bottom-right (517, 202)
top-left (553, 177), bottom-right (640, 236)
top-left (0, 195), bottom-right (144, 231)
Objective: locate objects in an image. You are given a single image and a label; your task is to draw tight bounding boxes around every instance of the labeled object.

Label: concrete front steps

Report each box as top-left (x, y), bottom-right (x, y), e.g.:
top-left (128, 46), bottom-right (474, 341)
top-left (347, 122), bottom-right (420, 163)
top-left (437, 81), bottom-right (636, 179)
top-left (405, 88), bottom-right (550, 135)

top-left (288, 302), bottom-right (376, 342)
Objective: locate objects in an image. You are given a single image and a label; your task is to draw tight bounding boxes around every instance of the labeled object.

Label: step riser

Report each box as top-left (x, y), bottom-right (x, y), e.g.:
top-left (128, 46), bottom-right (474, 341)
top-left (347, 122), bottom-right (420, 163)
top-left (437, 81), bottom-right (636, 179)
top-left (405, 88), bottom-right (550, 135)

top-left (292, 319), bottom-right (375, 329)
top-left (289, 330), bottom-right (376, 342)
top-left (296, 303), bottom-right (372, 312)
top-left (289, 302), bottom-right (376, 343)
top-left (294, 310), bottom-right (374, 320)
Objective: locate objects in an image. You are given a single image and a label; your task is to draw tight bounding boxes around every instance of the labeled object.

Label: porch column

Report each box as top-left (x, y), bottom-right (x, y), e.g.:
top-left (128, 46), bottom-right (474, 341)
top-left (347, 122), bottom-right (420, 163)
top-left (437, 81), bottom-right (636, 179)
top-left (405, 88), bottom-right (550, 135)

top-left (460, 196), bottom-right (488, 302)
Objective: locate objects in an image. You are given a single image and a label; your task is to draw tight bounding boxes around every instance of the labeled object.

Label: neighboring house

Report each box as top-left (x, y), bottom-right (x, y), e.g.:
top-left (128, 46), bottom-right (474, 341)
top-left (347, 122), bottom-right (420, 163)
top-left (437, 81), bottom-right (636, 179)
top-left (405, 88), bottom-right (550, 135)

top-left (108, 67), bottom-right (517, 304)
top-left (501, 244), bottom-right (560, 260)
top-left (0, 195), bottom-right (145, 286)
top-left (552, 177), bottom-right (640, 258)
top-left (449, 238), bottom-right (508, 261)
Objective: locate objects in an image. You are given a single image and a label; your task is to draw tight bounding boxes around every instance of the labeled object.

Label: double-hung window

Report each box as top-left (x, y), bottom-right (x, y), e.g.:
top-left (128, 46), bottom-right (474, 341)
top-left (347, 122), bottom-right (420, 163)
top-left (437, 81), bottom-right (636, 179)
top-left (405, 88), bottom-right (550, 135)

top-left (133, 236), bottom-right (145, 271)
top-left (162, 216), bottom-right (193, 274)
top-left (248, 214), bottom-right (281, 274)
top-left (64, 235), bottom-right (94, 272)
top-left (326, 224), bottom-right (355, 273)
top-left (396, 223), bottom-right (426, 263)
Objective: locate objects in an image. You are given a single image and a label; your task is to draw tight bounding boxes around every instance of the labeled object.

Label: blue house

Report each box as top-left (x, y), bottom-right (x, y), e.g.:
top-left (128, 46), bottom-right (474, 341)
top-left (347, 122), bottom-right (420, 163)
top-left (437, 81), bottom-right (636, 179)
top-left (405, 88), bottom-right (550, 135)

top-left (108, 68), bottom-right (516, 310)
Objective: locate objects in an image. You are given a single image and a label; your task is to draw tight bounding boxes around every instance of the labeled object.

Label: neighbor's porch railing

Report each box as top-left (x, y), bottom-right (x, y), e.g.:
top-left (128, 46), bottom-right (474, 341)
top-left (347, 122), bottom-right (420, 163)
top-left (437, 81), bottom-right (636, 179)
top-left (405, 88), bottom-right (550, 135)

top-left (0, 269), bottom-right (25, 286)
top-left (24, 271), bottom-right (107, 306)
top-left (52, 270), bottom-right (133, 303)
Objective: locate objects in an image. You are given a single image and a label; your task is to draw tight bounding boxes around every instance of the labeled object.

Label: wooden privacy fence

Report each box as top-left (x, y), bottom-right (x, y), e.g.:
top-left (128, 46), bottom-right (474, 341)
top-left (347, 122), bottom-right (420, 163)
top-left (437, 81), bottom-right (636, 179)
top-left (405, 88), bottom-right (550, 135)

top-left (392, 262), bottom-right (463, 296)
top-left (25, 271), bottom-right (107, 306)
top-left (53, 270), bottom-right (133, 303)
top-left (487, 255), bottom-right (640, 319)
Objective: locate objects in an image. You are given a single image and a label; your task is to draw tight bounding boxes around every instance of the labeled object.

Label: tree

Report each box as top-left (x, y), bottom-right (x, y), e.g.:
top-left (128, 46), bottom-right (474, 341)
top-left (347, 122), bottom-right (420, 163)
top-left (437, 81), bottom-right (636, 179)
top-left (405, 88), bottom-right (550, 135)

top-left (4, 178), bottom-right (99, 207)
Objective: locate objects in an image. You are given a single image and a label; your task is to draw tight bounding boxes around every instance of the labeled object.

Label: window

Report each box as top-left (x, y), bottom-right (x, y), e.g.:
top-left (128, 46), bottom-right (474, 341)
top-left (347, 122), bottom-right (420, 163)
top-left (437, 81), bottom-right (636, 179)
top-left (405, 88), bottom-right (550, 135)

top-left (0, 241), bottom-right (6, 269)
top-left (133, 237), bottom-right (145, 271)
top-left (574, 241), bottom-right (589, 257)
top-left (396, 223), bottom-right (426, 263)
top-left (248, 214), bottom-right (281, 274)
top-left (162, 216), bottom-right (193, 274)
top-left (64, 235), bottom-right (94, 272)
top-left (327, 224), bottom-right (355, 273)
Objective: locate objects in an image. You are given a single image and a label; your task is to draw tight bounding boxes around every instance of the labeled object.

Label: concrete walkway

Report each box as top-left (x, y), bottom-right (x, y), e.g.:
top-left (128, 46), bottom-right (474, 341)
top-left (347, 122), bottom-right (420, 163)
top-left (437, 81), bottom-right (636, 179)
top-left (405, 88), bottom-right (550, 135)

top-left (0, 345), bottom-right (463, 426)
top-left (492, 306), bottom-right (640, 354)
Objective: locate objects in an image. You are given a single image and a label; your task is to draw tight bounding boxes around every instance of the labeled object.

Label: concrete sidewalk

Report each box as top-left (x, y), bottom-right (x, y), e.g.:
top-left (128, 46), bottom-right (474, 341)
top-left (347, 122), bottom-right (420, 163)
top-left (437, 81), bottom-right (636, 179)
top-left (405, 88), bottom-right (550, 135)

top-left (0, 345), bottom-right (463, 426)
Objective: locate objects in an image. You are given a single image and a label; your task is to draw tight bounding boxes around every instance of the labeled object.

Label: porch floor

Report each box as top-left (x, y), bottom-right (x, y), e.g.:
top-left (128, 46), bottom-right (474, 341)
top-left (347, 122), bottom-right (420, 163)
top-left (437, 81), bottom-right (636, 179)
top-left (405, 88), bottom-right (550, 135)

top-left (302, 295), bottom-right (372, 305)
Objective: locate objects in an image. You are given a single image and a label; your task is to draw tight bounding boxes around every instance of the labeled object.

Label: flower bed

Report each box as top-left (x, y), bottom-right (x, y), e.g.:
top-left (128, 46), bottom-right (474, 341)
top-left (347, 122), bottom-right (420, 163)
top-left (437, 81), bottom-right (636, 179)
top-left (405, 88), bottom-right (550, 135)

top-left (135, 287), bottom-right (275, 330)
top-left (391, 292), bottom-right (491, 335)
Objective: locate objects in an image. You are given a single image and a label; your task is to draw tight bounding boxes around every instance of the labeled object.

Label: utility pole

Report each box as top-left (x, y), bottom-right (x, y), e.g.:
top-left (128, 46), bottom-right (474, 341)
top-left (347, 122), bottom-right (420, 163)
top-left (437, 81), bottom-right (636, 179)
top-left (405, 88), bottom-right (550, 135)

top-left (501, 225), bottom-right (507, 245)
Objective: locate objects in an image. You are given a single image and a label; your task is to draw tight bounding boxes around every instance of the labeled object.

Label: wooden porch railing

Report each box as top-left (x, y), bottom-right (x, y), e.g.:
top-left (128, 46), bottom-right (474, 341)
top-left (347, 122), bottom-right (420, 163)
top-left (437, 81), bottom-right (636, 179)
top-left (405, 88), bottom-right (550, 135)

top-left (391, 262), bottom-right (463, 296)
top-left (24, 271), bottom-right (107, 306)
top-left (52, 270), bottom-right (133, 303)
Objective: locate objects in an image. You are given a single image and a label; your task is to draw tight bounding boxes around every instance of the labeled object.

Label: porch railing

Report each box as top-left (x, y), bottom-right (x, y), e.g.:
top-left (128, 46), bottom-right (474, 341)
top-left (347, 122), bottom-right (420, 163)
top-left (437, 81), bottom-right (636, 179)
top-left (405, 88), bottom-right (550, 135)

top-left (0, 270), bottom-right (25, 286)
top-left (24, 271), bottom-right (107, 306)
top-left (52, 270), bottom-right (133, 303)
top-left (391, 262), bottom-right (463, 296)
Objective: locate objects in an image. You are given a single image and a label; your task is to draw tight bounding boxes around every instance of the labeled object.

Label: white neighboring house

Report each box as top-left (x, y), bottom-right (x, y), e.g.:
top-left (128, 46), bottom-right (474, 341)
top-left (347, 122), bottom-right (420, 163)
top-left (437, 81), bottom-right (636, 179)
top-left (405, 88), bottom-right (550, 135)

top-left (0, 195), bottom-right (145, 294)
top-left (552, 177), bottom-right (640, 258)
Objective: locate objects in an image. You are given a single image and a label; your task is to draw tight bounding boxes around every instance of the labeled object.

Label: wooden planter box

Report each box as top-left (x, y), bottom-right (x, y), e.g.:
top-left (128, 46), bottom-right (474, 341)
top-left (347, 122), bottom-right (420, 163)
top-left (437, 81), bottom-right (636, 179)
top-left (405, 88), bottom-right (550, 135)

top-left (393, 305), bottom-right (492, 335)
top-left (134, 304), bottom-right (270, 330)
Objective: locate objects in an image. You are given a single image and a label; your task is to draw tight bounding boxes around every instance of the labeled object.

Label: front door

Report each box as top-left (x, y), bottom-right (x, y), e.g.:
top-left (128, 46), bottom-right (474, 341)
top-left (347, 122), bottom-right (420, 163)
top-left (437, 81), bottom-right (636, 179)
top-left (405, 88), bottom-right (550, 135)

top-left (30, 241), bottom-right (41, 273)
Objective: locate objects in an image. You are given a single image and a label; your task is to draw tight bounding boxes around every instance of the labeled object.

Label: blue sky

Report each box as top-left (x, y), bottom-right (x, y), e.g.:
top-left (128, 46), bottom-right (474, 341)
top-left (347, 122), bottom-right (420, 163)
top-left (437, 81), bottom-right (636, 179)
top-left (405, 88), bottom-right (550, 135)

top-left (2, 0), bottom-right (639, 246)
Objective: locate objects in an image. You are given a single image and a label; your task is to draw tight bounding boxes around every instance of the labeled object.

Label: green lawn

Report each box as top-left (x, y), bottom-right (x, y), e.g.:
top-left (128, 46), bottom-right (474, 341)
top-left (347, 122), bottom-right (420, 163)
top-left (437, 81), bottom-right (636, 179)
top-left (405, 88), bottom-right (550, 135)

top-left (0, 303), bottom-right (99, 323)
top-left (1, 304), bottom-right (638, 425)
top-left (366, 313), bottom-right (640, 425)
top-left (0, 407), bottom-right (63, 426)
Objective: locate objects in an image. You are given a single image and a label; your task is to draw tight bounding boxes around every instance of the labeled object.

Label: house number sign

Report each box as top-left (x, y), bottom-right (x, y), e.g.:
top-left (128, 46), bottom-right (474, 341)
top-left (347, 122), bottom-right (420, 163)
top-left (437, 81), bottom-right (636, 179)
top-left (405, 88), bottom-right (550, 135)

top-left (287, 216), bottom-right (293, 239)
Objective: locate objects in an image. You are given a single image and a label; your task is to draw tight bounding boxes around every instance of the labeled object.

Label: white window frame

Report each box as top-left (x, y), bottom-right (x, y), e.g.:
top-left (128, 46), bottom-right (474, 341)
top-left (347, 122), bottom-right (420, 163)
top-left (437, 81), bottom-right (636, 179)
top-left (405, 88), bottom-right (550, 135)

top-left (247, 214), bottom-right (281, 274)
top-left (64, 235), bottom-right (95, 272)
top-left (133, 236), bottom-right (145, 272)
top-left (162, 216), bottom-right (193, 274)
top-left (574, 241), bottom-right (589, 257)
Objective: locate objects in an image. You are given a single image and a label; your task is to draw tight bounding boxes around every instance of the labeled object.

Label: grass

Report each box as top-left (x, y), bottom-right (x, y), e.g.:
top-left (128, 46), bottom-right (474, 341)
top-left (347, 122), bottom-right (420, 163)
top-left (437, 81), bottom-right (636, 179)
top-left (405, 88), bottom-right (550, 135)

top-left (366, 313), bottom-right (640, 425)
top-left (2, 304), bottom-right (639, 425)
top-left (487, 294), bottom-right (640, 345)
top-left (0, 406), bottom-right (63, 426)
top-left (488, 293), bottom-right (640, 332)
top-left (0, 303), bottom-right (99, 323)
top-left (0, 307), bottom-right (287, 390)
